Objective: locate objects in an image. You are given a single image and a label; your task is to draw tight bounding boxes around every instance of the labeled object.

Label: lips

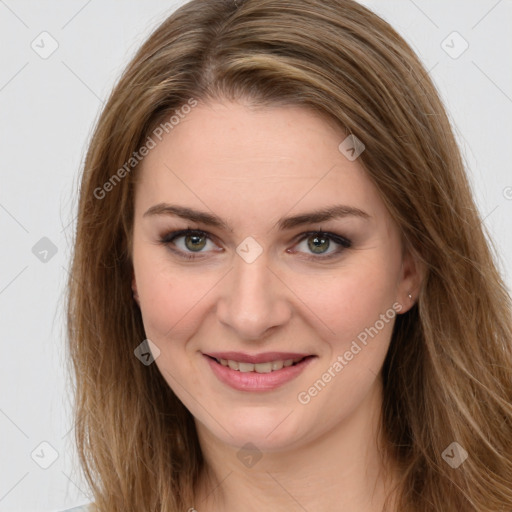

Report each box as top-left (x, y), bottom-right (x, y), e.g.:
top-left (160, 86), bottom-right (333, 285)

top-left (203, 352), bottom-right (316, 391)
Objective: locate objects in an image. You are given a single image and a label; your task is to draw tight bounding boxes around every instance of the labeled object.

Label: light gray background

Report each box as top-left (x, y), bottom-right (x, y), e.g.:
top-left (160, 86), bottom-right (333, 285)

top-left (0, 1), bottom-right (511, 511)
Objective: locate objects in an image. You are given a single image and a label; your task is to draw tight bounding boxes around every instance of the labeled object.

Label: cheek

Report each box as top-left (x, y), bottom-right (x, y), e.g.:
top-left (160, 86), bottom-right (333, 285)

top-left (292, 269), bottom-right (398, 432)
top-left (137, 270), bottom-right (199, 343)
top-left (133, 247), bottom-right (221, 348)
top-left (289, 257), bottom-right (400, 346)
top-left (133, 245), bottom-right (185, 340)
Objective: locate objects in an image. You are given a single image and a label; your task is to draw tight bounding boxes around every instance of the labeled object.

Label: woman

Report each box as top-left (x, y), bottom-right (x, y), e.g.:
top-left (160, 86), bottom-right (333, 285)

top-left (65, 0), bottom-right (512, 510)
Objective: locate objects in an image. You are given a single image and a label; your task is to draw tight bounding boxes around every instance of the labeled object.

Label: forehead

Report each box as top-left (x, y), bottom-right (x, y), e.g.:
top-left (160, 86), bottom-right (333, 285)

top-left (135, 100), bottom-right (387, 226)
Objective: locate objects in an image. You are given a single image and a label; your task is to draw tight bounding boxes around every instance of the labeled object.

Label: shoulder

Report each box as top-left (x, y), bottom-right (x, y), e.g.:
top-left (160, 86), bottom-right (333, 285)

top-left (58, 505), bottom-right (93, 512)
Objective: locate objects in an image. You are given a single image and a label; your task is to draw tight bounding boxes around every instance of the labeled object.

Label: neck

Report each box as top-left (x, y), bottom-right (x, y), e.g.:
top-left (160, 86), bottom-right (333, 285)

top-left (192, 378), bottom-right (399, 512)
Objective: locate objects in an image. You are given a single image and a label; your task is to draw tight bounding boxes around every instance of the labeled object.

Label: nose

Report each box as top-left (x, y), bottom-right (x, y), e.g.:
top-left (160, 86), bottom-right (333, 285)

top-left (216, 252), bottom-right (292, 341)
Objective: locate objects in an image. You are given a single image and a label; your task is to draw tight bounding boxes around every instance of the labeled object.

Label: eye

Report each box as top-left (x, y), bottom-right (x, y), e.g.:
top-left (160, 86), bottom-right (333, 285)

top-left (291, 230), bottom-right (351, 260)
top-left (158, 228), bottom-right (352, 261)
top-left (158, 229), bottom-right (221, 260)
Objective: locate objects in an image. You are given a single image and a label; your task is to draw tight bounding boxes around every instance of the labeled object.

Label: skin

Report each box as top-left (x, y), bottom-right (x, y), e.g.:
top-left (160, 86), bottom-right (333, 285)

top-left (131, 99), bottom-right (422, 511)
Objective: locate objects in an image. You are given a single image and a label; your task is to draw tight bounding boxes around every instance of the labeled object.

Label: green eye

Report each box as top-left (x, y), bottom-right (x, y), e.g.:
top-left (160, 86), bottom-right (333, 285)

top-left (293, 231), bottom-right (351, 260)
top-left (159, 229), bottom-right (351, 261)
top-left (183, 232), bottom-right (207, 252)
top-left (159, 229), bottom-right (214, 259)
top-left (307, 234), bottom-right (331, 254)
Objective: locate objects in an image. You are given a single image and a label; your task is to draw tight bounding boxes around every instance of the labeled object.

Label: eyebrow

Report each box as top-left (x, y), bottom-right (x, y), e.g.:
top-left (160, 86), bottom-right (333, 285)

top-left (143, 203), bottom-right (370, 231)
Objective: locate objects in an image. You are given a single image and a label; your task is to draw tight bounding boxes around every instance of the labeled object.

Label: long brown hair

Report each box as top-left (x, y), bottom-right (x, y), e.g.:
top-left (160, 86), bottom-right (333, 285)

top-left (66, 0), bottom-right (512, 510)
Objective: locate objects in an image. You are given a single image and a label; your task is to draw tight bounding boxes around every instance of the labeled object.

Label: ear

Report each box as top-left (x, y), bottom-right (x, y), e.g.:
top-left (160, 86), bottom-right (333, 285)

top-left (395, 245), bottom-right (424, 315)
top-left (132, 269), bottom-right (140, 306)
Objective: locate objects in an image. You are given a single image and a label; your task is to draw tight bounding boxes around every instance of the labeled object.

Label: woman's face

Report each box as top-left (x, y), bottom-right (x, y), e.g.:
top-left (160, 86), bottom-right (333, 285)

top-left (131, 100), bottom-right (419, 452)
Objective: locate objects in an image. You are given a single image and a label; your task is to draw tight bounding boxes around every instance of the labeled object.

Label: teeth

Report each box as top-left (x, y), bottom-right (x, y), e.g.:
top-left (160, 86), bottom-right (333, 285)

top-left (238, 362), bottom-right (255, 373)
top-left (227, 360), bottom-right (239, 370)
top-left (254, 362), bottom-right (272, 373)
top-left (216, 356), bottom-right (305, 373)
top-left (271, 360), bottom-right (284, 371)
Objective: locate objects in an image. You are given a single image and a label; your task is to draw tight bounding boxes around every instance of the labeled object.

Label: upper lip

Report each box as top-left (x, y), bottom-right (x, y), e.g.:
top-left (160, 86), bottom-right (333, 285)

top-left (204, 352), bottom-right (312, 364)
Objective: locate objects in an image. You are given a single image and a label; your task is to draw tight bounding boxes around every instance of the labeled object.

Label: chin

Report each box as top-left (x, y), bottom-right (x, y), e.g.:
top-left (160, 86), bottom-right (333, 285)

top-left (200, 407), bottom-right (309, 452)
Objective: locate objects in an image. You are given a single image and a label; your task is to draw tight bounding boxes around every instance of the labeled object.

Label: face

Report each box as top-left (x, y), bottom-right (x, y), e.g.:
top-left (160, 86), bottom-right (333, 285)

top-left (131, 99), bottom-right (420, 452)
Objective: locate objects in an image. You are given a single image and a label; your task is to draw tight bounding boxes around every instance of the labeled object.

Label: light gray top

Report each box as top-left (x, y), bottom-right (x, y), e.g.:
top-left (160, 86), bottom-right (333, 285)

top-left (58, 505), bottom-right (92, 512)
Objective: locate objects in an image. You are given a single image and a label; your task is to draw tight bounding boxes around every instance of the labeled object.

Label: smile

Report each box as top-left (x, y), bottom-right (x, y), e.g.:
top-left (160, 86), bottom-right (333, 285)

top-left (213, 356), bottom-right (305, 373)
top-left (204, 354), bottom-right (316, 391)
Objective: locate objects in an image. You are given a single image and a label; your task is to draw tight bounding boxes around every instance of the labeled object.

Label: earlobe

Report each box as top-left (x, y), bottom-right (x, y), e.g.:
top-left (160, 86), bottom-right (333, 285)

top-left (396, 248), bottom-right (424, 314)
top-left (396, 291), bottom-right (415, 315)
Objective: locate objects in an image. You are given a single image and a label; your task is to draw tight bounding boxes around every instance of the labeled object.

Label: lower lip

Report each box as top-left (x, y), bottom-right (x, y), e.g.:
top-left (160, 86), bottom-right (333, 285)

top-left (204, 355), bottom-right (315, 391)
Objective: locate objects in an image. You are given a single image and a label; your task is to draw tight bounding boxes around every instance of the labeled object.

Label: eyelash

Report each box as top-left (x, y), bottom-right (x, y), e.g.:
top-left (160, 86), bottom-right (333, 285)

top-left (158, 227), bottom-right (352, 262)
